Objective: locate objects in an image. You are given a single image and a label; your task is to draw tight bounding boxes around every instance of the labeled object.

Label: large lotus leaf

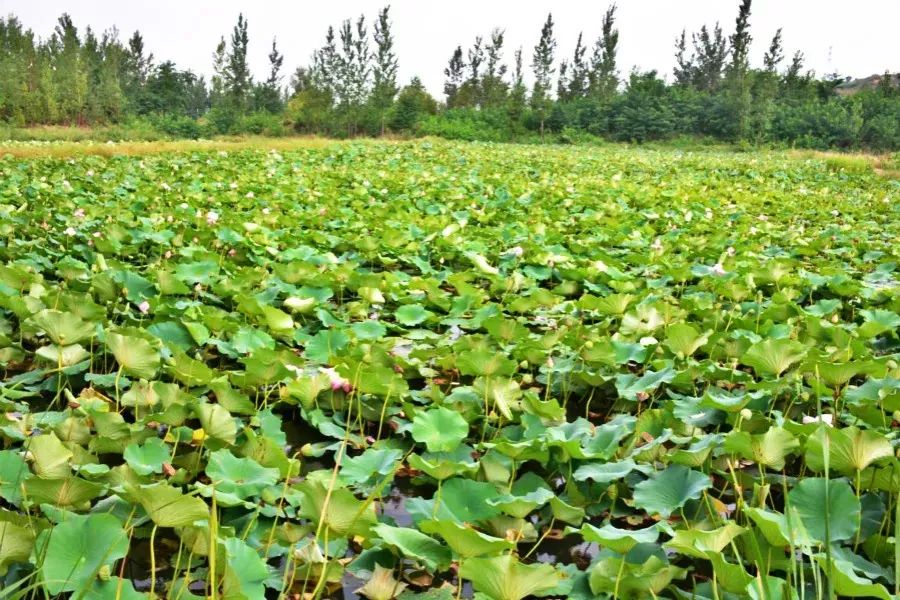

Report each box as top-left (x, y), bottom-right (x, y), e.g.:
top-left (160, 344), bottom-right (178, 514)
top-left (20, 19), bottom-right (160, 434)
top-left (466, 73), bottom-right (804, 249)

top-left (744, 507), bottom-right (812, 547)
top-left (340, 447), bottom-right (403, 487)
top-left (632, 465), bottom-right (711, 518)
top-left (24, 477), bottom-right (104, 506)
top-left (123, 437), bottom-right (170, 476)
top-left (615, 367), bottom-right (676, 401)
top-left (395, 304), bottom-right (433, 326)
top-left (814, 556), bottom-right (894, 600)
top-left (82, 577), bottom-right (147, 600)
top-left (36, 513), bottom-right (129, 595)
top-left (168, 350), bottom-right (216, 386)
top-left (220, 536), bottom-right (269, 600)
top-left (296, 479), bottom-right (377, 538)
top-left (786, 477), bottom-right (860, 543)
top-left (419, 519), bottom-right (514, 557)
top-left (406, 446), bottom-right (478, 481)
top-left (0, 521), bottom-right (33, 575)
top-left (577, 522), bottom-right (659, 554)
top-left (35, 343), bottom-right (90, 367)
top-left (137, 483), bottom-right (209, 527)
top-left (196, 402), bottom-right (237, 444)
top-left (433, 478), bottom-right (502, 523)
top-left (31, 309), bottom-right (95, 345)
top-left (664, 522), bottom-right (745, 559)
top-left (804, 426), bottom-right (894, 477)
top-left (303, 329), bottom-right (349, 363)
top-left (0, 450), bottom-right (31, 504)
top-left (741, 338), bottom-right (807, 377)
top-left (372, 523), bottom-right (451, 572)
top-left (548, 496), bottom-right (586, 525)
top-left (573, 459), bottom-right (640, 484)
top-left (457, 348), bottom-right (517, 377)
top-left (411, 407), bottom-right (468, 452)
top-left (857, 309), bottom-right (900, 339)
top-left (355, 564), bottom-right (408, 600)
top-left (663, 323), bottom-right (710, 358)
top-left (106, 331), bottom-right (160, 379)
top-left (589, 554), bottom-right (685, 598)
top-left (206, 449), bottom-right (279, 500)
top-left (472, 377), bottom-right (522, 420)
top-left (723, 427), bottom-right (799, 470)
top-left (28, 432), bottom-right (73, 479)
top-left (459, 554), bottom-right (559, 600)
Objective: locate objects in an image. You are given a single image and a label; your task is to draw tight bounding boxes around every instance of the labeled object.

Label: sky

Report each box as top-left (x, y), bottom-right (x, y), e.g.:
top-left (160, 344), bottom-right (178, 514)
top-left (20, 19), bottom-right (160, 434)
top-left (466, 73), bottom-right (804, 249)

top-left (1, 0), bottom-right (897, 96)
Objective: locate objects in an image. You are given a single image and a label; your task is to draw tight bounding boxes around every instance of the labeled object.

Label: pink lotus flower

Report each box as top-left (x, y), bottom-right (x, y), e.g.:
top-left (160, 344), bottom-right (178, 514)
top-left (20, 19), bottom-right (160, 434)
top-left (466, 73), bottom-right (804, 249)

top-left (321, 367), bottom-right (352, 392)
top-left (64, 227), bottom-right (76, 236)
top-left (711, 262), bottom-right (727, 276)
top-left (74, 208), bottom-right (85, 219)
top-left (206, 211), bottom-right (219, 225)
top-left (138, 301), bottom-right (150, 314)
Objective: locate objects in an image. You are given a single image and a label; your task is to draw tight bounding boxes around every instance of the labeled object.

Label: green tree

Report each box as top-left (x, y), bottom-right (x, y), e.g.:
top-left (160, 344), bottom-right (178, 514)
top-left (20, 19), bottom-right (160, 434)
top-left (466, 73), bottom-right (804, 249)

top-left (371, 6), bottom-right (399, 134)
top-left (672, 29), bottom-right (693, 87)
top-left (122, 31), bottom-right (153, 111)
top-left (589, 4), bottom-right (618, 101)
top-left (568, 32), bottom-right (588, 99)
top-left (723, 0), bottom-right (753, 139)
top-left (481, 29), bottom-right (508, 108)
top-left (457, 36), bottom-right (483, 107)
top-left (690, 24), bottom-right (727, 92)
top-left (507, 46), bottom-right (527, 123)
top-left (254, 38), bottom-right (284, 113)
top-left (389, 76), bottom-right (437, 131)
top-left (443, 46), bottom-right (465, 108)
top-left (225, 14), bottom-right (252, 111)
top-left (531, 13), bottom-right (556, 139)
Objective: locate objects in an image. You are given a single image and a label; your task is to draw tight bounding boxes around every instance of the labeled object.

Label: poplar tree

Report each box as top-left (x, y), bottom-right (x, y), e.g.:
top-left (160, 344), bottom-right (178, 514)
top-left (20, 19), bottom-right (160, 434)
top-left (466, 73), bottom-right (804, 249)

top-left (531, 13), bottom-right (556, 139)
top-left (568, 32), bottom-right (588, 99)
top-left (372, 6), bottom-right (399, 134)
top-left (481, 28), bottom-right (508, 108)
top-left (589, 4), bottom-right (618, 101)
top-left (443, 46), bottom-right (465, 107)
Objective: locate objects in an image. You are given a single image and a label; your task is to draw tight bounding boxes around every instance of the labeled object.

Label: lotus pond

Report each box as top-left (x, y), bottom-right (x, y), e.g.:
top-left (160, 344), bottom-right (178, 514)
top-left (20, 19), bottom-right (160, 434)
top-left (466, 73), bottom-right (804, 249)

top-left (0, 140), bottom-right (898, 599)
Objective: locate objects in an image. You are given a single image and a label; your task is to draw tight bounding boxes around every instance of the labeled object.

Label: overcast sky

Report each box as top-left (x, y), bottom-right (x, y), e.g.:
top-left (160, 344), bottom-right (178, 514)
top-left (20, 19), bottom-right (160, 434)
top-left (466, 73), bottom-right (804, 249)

top-left (2, 0), bottom-right (897, 95)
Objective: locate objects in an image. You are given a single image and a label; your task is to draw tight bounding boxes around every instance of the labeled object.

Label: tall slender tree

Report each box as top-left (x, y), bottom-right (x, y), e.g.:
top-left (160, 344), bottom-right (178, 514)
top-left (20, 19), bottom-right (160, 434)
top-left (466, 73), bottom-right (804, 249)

top-left (254, 38), bottom-right (284, 113)
top-left (443, 46), bottom-right (465, 108)
top-left (589, 4), bottom-right (618, 101)
top-left (371, 6), bottom-right (398, 134)
top-left (507, 46), bottom-right (526, 121)
top-left (225, 14), bottom-right (251, 111)
top-left (531, 13), bottom-right (556, 139)
top-left (672, 29), bottom-right (693, 86)
top-left (724, 0), bottom-right (753, 138)
top-left (691, 24), bottom-right (727, 92)
top-left (481, 28), bottom-right (508, 108)
top-left (568, 32), bottom-right (588, 99)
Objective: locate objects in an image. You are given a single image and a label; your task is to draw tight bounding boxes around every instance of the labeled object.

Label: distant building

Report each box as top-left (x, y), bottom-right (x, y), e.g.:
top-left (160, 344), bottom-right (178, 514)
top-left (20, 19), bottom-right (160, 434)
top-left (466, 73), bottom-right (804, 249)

top-left (834, 73), bottom-right (900, 96)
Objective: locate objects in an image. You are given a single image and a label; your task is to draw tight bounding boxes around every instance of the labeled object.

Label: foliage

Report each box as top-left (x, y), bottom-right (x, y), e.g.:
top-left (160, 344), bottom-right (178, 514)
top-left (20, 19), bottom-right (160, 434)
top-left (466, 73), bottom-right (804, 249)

top-left (0, 139), bottom-right (897, 598)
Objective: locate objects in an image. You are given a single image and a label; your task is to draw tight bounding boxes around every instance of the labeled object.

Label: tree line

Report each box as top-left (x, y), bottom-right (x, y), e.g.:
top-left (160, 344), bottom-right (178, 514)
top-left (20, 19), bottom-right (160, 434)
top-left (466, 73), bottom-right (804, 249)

top-left (1, 2), bottom-right (898, 149)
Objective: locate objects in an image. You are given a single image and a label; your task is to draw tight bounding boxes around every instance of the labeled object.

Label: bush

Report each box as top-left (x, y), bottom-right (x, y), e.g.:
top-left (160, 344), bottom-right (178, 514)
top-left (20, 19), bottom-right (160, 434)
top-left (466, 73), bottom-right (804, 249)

top-left (152, 114), bottom-right (203, 139)
top-left (238, 112), bottom-right (286, 136)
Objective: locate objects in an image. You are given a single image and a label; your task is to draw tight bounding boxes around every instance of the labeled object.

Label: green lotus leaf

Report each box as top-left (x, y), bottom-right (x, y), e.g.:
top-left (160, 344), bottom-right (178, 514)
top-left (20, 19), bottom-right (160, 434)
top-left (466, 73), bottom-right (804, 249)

top-left (107, 331), bottom-right (160, 379)
top-left (723, 427), bottom-right (799, 470)
top-left (372, 523), bottom-right (451, 572)
top-left (123, 437), bottom-right (170, 476)
top-left (804, 426), bottom-right (894, 477)
top-left (459, 554), bottom-right (559, 600)
top-left (137, 483), bottom-right (209, 527)
top-left (786, 477), bottom-right (860, 543)
top-left (420, 519), bottom-right (514, 557)
top-left (741, 338), bottom-right (807, 377)
top-left (632, 464), bottom-right (711, 518)
top-left (36, 513), bottom-right (129, 595)
top-left (0, 521), bottom-right (33, 576)
top-left (31, 309), bottom-right (95, 346)
top-left (411, 406), bottom-right (469, 453)
top-left (395, 304), bottom-right (432, 326)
